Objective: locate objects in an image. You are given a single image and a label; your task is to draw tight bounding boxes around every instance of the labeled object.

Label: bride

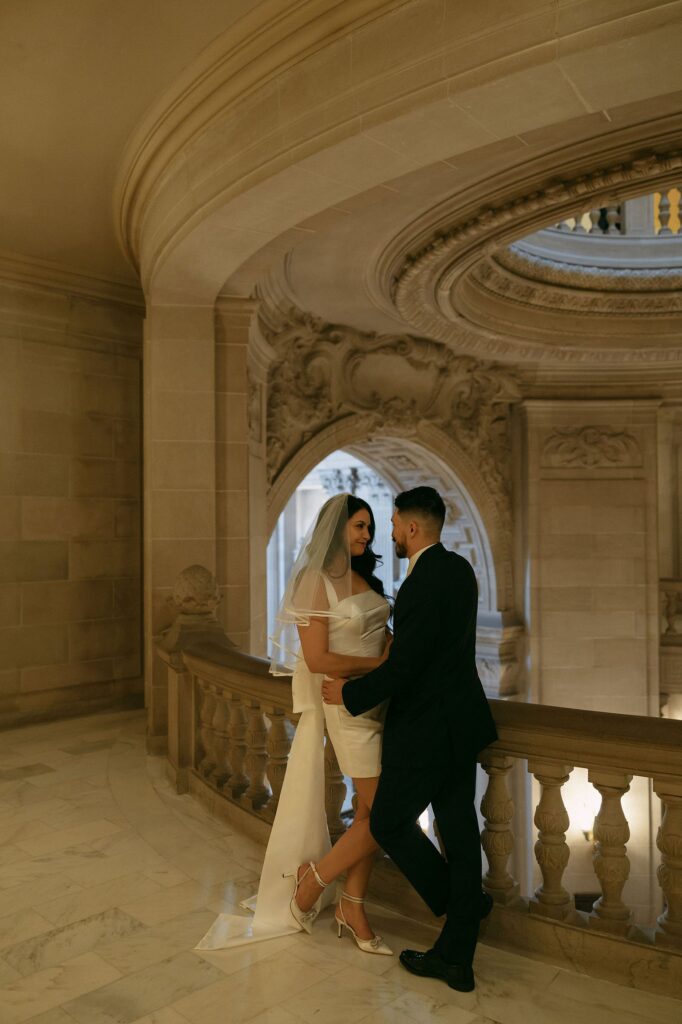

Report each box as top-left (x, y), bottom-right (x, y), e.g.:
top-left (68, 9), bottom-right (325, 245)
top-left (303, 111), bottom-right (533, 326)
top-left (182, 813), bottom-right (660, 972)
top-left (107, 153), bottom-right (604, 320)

top-left (197, 492), bottom-right (393, 955)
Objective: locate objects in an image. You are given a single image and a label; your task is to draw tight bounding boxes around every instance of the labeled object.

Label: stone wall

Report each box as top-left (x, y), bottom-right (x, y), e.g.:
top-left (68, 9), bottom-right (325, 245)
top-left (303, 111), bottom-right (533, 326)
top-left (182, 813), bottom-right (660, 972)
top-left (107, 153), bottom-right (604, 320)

top-left (0, 265), bottom-right (144, 728)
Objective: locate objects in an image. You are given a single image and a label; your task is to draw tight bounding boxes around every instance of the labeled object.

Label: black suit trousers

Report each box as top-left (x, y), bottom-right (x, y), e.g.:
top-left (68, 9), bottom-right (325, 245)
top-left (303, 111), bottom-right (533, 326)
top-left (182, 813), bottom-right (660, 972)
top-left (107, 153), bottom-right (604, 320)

top-left (369, 758), bottom-right (481, 965)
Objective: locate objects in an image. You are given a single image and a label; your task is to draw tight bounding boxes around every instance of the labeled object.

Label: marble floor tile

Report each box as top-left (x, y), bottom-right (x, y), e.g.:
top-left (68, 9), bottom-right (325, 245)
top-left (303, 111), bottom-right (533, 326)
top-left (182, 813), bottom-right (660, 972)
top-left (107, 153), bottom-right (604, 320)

top-left (15, 819), bottom-right (123, 858)
top-left (3, 908), bottom-right (145, 976)
top-left (280, 962), bottom-right (406, 1024)
top-left (0, 710), bottom-right (679, 1024)
top-left (384, 988), bottom-right (486, 1023)
top-left (61, 950), bottom-right (226, 1024)
top-left (0, 909), bottom-right (55, 952)
top-left (1, 874), bottom-right (83, 919)
top-left (0, 951), bottom-right (121, 1024)
top-left (96, 909), bottom-right (219, 974)
top-left (195, 932), bottom-right (300, 978)
top-left (128, 1010), bottom-right (192, 1024)
top-left (0, 819), bottom-right (55, 849)
top-left (543, 967), bottom-right (682, 1024)
top-left (122, 876), bottom-right (258, 927)
top-left (15, 1007), bottom-right (77, 1024)
top-left (39, 872), bottom-right (164, 928)
top-left (241, 1009), bottom-right (307, 1024)
top-left (171, 948), bottom-right (328, 1024)
top-left (0, 959), bottom-right (22, 985)
top-left (0, 843), bottom-right (26, 868)
top-left (0, 764), bottom-right (56, 782)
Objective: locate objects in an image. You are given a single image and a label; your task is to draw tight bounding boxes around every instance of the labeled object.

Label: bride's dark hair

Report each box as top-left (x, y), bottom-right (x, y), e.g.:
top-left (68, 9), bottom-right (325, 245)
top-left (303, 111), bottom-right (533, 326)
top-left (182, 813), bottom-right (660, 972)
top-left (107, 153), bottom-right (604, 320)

top-left (322, 494), bottom-right (386, 598)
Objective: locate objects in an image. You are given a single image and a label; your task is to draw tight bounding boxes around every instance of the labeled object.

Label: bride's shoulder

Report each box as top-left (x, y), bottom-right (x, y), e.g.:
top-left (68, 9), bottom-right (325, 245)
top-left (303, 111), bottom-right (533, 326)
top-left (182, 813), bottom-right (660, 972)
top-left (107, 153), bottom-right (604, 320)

top-left (292, 568), bottom-right (331, 609)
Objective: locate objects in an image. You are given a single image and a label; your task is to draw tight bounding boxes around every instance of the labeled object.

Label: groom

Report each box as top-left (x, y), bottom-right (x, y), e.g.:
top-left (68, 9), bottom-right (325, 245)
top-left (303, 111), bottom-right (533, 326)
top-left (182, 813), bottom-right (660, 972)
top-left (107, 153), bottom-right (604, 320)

top-left (322, 486), bottom-right (497, 992)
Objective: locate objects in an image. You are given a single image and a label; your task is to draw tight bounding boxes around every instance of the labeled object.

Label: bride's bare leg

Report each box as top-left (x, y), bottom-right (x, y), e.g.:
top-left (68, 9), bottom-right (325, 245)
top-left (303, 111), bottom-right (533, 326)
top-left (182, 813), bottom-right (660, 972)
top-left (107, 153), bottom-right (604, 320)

top-left (295, 777), bottom-right (379, 935)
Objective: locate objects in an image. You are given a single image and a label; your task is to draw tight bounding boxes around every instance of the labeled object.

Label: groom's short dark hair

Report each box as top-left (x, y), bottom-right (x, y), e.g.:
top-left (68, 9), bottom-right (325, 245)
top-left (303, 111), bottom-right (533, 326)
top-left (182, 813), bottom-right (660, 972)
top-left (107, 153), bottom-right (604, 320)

top-left (394, 487), bottom-right (446, 528)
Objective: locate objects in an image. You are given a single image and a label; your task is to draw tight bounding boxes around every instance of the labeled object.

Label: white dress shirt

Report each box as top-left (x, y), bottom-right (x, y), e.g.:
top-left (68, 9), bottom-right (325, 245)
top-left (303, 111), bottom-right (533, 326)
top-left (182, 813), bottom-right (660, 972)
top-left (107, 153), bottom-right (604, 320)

top-left (406, 543), bottom-right (436, 576)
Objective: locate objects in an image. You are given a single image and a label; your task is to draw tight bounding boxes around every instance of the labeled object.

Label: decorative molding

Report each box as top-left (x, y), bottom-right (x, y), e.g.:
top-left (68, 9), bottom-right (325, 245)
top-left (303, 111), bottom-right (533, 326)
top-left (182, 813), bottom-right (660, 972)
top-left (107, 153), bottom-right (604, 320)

top-left (541, 426), bottom-right (642, 469)
top-left (392, 150), bottom-right (682, 364)
top-left (476, 250), bottom-right (682, 317)
top-left (262, 308), bottom-right (521, 512)
top-left (0, 250), bottom-right (144, 309)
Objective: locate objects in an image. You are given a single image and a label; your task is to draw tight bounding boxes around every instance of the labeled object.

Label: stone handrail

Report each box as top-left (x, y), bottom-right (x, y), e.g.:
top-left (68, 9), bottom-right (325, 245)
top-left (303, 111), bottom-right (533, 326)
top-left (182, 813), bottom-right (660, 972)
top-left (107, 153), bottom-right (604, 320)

top-left (160, 640), bottom-right (682, 996)
top-left (512, 190), bottom-right (682, 275)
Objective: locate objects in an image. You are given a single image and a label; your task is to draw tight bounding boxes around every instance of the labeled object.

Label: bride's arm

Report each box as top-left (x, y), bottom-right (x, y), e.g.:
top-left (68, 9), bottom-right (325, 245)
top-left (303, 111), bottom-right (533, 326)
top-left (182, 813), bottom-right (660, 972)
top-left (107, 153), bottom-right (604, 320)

top-left (297, 618), bottom-right (387, 677)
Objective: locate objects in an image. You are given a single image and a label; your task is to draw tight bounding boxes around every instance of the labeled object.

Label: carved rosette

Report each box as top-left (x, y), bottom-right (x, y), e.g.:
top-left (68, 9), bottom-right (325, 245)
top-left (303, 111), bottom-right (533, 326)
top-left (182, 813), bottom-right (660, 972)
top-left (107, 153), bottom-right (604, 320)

top-left (541, 427), bottom-right (642, 469)
top-left (263, 306), bottom-right (520, 528)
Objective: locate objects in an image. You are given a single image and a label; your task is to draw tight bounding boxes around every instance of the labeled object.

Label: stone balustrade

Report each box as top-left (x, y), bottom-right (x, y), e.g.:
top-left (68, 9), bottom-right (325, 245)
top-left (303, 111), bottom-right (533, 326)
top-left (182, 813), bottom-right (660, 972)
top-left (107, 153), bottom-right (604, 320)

top-left (661, 579), bottom-right (682, 640)
top-left (554, 189), bottom-right (682, 237)
top-left (159, 639), bottom-right (682, 997)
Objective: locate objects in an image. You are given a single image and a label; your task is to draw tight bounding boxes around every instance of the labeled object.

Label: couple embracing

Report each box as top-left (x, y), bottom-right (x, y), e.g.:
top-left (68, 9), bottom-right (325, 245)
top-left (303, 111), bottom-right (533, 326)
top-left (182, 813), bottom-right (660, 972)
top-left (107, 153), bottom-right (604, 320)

top-left (198, 486), bottom-right (497, 993)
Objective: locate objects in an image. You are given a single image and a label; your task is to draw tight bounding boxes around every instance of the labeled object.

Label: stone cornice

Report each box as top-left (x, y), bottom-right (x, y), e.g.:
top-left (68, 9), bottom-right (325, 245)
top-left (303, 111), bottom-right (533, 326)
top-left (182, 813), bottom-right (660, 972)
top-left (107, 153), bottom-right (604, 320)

top-left (0, 250), bottom-right (144, 310)
top-left (390, 148), bottom-right (682, 365)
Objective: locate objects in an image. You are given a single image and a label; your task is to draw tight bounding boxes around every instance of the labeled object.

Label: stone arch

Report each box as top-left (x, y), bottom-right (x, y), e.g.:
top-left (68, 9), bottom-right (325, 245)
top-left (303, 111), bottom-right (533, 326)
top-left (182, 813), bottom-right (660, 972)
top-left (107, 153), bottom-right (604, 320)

top-left (264, 416), bottom-right (522, 698)
top-left (267, 416), bottom-right (505, 620)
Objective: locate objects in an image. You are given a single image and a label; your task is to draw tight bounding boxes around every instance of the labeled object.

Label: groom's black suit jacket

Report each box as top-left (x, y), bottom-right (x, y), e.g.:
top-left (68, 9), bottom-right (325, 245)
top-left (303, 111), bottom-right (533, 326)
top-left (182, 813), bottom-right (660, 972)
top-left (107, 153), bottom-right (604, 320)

top-left (342, 543), bottom-right (497, 768)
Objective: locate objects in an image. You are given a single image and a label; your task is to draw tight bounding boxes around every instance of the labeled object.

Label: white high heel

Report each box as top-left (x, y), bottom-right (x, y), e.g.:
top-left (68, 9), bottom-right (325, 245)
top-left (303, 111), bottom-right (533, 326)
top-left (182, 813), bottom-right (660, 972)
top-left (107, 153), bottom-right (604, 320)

top-left (335, 891), bottom-right (393, 955)
top-left (282, 861), bottom-right (328, 934)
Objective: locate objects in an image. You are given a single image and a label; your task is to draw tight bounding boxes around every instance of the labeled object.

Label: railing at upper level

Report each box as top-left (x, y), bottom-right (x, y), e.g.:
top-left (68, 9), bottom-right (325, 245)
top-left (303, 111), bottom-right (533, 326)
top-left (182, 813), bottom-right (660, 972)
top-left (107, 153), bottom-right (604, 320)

top-left (158, 636), bottom-right (682, 998)
top-left (511, 189), bottom-right (682, 273)
top-left (554, 190), bottom-right (682, 237)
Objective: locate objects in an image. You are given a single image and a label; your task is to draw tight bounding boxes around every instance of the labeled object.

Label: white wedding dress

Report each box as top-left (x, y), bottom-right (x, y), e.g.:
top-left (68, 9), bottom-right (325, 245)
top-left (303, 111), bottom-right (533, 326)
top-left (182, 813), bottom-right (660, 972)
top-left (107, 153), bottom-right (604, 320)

top-left (196, 578), bottom-right (390, 950)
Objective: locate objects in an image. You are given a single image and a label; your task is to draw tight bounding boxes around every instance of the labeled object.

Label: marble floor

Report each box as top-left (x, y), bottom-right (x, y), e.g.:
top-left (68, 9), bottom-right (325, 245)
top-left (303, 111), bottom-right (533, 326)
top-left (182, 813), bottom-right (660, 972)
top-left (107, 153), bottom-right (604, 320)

top-left (0, 711), bottom-right (681, 1024)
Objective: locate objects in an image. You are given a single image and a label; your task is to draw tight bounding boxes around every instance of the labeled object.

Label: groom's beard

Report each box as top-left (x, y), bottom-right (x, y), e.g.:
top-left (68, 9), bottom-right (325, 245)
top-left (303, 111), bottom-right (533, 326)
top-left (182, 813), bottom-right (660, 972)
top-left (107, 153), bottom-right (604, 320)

top-left (393, 540), bottom-right (407, 559)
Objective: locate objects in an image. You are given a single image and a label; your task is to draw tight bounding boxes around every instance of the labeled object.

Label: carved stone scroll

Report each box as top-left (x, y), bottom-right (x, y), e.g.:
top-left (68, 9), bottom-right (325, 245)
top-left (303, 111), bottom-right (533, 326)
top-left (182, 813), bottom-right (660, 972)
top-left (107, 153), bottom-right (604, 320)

top-left (262, 307), bottom-right (520, 527)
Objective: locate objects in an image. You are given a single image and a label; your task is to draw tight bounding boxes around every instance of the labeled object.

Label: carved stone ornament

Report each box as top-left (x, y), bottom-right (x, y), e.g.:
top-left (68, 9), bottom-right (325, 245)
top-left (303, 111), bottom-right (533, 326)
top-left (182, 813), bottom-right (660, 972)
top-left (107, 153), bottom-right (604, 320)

top-left (158, 565), bottom-right (234, 654)
top-left (263, 309), bottom-right (520, 509)
top-left (541, 426), bottom-right (642, 469)
top-left (391, 149), bottom-right (682, 364)
top-left (172, 565), bottom-right (220, 615)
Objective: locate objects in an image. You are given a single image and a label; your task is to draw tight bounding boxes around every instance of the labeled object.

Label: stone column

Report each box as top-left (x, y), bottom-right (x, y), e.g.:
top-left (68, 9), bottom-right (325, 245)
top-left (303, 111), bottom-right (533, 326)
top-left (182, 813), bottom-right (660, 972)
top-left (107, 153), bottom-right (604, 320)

top-left (144, 305), bottom-right (217, 753)
top-left (214, 297), bottom-right (268, 653)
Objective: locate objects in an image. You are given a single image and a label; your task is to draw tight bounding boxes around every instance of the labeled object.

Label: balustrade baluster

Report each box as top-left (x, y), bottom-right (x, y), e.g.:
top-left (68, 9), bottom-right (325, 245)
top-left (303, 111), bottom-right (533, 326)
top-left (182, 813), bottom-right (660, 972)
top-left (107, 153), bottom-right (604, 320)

top-left (244, 700), bottom-right (271, 810)
top-left (480, 754), bottom-right (520, 905)
top-left (588, 770), bottom-right (633, 934)
top-left (653, 779), bottom-right (682, 950)
top-left (227, 692), bottom-right (249, 797)
top-left (324, 734), bottom-right (346, 841)
top-left (529, 761), bottom-right (574, 919)
top-left (588, 208), bottom-right (602, 234)
top-left (605, 203), bottom-right (620, 235)
top-left (197, 682), bottom-right (216, 778)
top-left (263, 707), bottom-right (292, 819)
top-left (210, 686), bottom-right (232, 790)
top-left (658, 190), bottom-right (673, 235)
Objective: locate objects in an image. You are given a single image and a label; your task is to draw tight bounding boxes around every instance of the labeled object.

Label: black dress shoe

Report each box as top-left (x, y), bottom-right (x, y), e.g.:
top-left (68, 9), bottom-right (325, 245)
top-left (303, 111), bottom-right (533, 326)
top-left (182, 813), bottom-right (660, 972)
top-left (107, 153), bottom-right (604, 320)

top-left (399, 948), bottom-right (475, 992)
top-left (480, 891), bottom-right (493, 920)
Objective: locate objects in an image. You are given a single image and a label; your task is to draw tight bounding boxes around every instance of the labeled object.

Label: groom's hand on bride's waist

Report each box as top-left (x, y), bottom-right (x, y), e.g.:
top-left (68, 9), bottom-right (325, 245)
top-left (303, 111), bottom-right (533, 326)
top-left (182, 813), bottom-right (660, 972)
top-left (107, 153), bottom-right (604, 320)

top-left (322, 677), bottom-right (346, 705)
